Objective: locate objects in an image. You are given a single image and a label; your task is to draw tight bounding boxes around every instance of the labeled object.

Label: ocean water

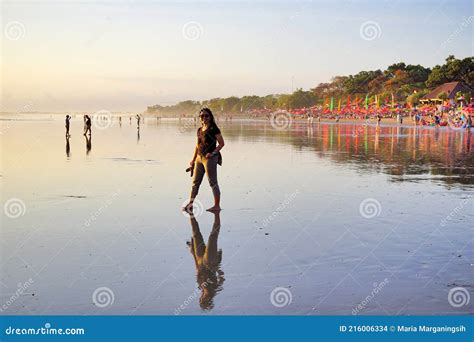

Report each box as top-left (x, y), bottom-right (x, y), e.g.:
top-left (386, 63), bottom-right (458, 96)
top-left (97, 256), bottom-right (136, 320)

top-left (1, 115), bottom-right (473, 315)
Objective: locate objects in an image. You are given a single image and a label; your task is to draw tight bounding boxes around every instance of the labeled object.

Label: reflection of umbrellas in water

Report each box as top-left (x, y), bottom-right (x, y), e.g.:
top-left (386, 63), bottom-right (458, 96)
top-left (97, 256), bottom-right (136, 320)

top-left (187, 213), bottom-right (224, 311)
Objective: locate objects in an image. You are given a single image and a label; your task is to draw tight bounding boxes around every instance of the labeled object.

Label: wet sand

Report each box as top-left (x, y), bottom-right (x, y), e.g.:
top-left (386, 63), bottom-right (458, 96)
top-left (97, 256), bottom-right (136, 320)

top-left (1, 116), bottom-right (473, 315)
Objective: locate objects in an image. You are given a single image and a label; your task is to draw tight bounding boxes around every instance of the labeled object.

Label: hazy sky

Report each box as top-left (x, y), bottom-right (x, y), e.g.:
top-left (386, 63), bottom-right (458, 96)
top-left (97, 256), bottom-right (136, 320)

top-left (1, 0), bottom-right (472, 112)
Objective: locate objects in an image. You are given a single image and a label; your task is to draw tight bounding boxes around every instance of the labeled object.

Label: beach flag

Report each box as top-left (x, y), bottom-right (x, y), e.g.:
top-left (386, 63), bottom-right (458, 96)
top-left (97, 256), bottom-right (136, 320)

top-left (337, 98), bottom-right (341, 112)
top-left (330, 97), bottom-right (334, 112)
top-left (347, 95), bottom-right (351, 108)
top-left (364, 94), bottom-right (369, 110)
top-left (391, 93), bottom-right (395, 107)
top-left (323, 98), bottom-right (328, 109)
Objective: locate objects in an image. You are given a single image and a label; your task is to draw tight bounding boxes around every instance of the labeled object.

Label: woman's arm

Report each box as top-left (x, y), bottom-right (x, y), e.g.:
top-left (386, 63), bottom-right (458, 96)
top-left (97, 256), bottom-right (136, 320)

top-left (206, 134), bottom-right (225, 158)
top-left (213, 134), bottom-right (225, 154)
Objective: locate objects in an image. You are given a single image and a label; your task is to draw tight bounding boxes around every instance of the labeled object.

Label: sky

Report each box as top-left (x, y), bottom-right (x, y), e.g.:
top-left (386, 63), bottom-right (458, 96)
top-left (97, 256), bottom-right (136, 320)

top-left (1, 0), bottom-right (472, 112)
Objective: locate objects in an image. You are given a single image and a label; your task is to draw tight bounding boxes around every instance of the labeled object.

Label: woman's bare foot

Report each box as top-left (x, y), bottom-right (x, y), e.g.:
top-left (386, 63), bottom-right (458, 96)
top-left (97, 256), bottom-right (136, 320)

top-left (206, 205), bottom-right (221, 212)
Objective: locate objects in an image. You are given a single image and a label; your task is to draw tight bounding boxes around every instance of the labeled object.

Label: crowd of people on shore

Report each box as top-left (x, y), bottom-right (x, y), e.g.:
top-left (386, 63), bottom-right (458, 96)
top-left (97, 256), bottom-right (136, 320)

top-left (64, 102), bottom-right (474, 139)
top-left (244, 103), bottom-right (474, 129)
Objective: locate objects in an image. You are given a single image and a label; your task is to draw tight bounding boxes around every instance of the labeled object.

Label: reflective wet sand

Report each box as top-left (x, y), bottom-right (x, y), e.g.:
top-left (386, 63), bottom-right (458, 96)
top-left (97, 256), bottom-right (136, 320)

top-left (1, 116), bottom-right (473, 315)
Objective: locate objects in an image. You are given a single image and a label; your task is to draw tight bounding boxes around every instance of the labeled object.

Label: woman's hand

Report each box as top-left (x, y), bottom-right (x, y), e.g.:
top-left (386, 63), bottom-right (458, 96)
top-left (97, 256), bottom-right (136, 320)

top-left (205, 153), bottom-right (213, 159)
top-left (189, 159), bottom-right (195, 167)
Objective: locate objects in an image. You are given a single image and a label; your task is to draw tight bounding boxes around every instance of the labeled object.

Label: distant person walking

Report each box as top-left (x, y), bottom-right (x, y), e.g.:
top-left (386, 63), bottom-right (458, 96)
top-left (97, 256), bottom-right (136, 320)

top-left (65, 115), bottom-right (71, 137)
top-left (84, 115), bottom-right (92, 135)
top-left (396, 112), bottom-right (403, 125)
top-left (184, 108), bottom-right (225, 213)
top-left (136, 114), bottom-right (141, 129)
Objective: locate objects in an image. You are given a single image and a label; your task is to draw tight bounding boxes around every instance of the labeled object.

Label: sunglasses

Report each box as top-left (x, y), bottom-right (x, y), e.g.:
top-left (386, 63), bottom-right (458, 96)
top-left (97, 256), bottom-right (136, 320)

top-left (200, 113), bottom-right (210, 118)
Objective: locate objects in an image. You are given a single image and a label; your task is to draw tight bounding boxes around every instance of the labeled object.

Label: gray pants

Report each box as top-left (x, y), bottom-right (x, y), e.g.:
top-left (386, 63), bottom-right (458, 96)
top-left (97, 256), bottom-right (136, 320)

top-left (190, 154), bottom-right (220, 199)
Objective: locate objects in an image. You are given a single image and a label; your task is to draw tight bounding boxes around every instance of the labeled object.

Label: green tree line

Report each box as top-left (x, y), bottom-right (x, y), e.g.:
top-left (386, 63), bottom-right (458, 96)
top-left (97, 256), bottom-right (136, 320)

top-left (147, 55), bottom-right (473, 115)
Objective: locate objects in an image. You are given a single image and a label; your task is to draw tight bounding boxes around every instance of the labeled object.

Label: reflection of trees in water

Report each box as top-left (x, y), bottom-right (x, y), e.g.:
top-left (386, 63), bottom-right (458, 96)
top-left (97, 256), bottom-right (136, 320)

top-left (219, 121), bottom-right (474, 187)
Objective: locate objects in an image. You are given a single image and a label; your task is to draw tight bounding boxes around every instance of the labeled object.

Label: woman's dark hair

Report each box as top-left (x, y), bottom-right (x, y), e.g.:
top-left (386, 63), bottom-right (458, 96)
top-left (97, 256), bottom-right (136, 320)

top-left (200, 107), bottom-right (219, 129)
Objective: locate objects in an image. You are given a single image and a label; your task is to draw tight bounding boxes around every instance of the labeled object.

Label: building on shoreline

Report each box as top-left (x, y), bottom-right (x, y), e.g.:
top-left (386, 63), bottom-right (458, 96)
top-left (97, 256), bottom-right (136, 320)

top-left (420, 81), bottom-right (472, 104)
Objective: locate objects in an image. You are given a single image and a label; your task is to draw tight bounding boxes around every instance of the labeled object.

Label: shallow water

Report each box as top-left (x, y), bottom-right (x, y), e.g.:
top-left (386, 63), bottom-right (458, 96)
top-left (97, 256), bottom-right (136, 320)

top-left (1, 116), bottom-right (473, 315)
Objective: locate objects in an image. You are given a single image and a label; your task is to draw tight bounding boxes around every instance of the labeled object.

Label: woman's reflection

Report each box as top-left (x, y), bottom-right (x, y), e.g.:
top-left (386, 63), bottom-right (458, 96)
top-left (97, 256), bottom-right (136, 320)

top-left (187, 212), bottom-right (224, 310)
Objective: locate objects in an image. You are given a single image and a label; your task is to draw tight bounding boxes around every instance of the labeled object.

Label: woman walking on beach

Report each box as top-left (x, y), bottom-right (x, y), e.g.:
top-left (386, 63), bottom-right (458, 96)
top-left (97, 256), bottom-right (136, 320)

top-left (184, 108), bottom-right (225, 213)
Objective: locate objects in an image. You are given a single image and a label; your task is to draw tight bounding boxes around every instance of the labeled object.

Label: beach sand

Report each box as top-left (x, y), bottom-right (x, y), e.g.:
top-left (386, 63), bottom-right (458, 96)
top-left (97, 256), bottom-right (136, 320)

top-left (1, 116), bottom-right (473, 315)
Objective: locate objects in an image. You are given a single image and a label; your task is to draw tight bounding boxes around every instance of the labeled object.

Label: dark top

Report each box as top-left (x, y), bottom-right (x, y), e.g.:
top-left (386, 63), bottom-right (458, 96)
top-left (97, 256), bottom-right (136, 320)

top-left (197, 125), bottom-right (221, 156)
top-left (86, 117), bottom-right (91, 127)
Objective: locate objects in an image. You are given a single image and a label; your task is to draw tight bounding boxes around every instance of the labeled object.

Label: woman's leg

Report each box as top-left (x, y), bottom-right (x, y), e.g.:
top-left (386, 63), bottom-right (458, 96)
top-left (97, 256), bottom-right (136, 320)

top-left (204, 156), bottom-right (221, 211)
top-left (185, 157), bottom-right (205, 211)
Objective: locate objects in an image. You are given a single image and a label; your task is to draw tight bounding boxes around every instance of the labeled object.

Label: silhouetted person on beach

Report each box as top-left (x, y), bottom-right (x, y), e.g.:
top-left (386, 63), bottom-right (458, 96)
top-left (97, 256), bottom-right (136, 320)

top-left (187, 211), bottom-right (224, 311)
top-left (136, 114), bottom-right (141, 129)
top-left (184, 108), bottom-right (225, 213)
top-left (84, 115), bottom-right (92, 135)
top-left (65, 115), bottom-right (71, 137)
